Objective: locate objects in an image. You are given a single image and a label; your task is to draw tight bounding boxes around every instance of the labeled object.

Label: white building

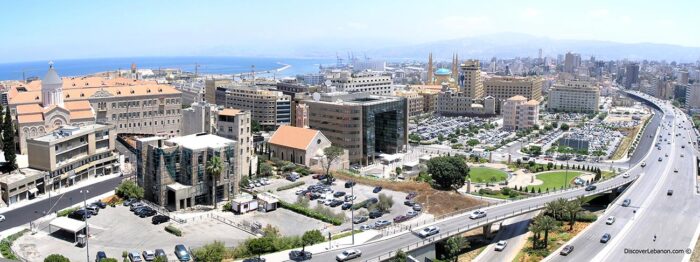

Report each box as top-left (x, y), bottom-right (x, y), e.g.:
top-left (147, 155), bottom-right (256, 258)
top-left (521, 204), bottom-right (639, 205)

top-left (327, 71), bottom-right (393, 95)
top-left (547, 80), bottom-right (600, 113)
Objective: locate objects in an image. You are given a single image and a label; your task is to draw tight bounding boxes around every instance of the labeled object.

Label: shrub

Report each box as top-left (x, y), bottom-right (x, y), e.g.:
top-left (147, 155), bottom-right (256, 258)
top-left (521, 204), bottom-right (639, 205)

top-left (478, 188), bottom-right (494, 195)
top-left (115, 180), bottom-right (144, 200)
top-left (278, 201), bottom-right (343, 225)
top-left (165, 225), bottom-right (183, 236)
top-left (222, 202), bottom-right (232, 211)
top-left (57, 207), bottom-right (79, 217)
top-left (276, 181), bottom-right (305, 192)
top-left (44, 254), bottom-right (70, 262)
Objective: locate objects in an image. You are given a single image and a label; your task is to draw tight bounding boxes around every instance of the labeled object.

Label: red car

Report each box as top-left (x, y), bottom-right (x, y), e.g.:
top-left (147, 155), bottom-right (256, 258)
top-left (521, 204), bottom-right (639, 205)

top-left (393, 215), bottom-right (408, 223)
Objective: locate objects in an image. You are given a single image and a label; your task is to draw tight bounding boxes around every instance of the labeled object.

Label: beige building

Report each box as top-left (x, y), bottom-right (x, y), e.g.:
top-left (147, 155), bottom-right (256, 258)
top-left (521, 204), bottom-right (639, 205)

top-left (458, 60), bottom-right (485, 99)
top-left (26, 124), bottom-right (118, 190)
top-left (327, 71), bottom-right (393, 95)
top-left (686, 83), bottom-right (700, 109)
top-left (267, 125), bottom-right (348, 170)
top-left (0, 168), bottom-right (45, 206)
top-left (547, 80), bottom-right (600, 113)
top-left (502, 96), bottom-right (540, 130)
top-left (8, 64), bottom-right (182, 154)
top-left (484, 76), bottom-right (543, 112)
top-left (395, 90), bottom-right (424, 117)
top-left (209, 83), bottom-right (291, 129)
top-left (295, 103), bottom-right (309, 128)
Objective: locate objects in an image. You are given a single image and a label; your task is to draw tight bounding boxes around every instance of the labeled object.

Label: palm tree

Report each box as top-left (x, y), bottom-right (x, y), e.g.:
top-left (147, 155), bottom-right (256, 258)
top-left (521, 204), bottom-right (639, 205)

top-left (537, 215), bottom-right (557, 249)
top-left (529, 219), bottom-right (543, 248)
top-left (564, 198), bottom-right (584, 230)
top-left (545, 198), bottom-right (567, 221)
top-left (206, 155), bottom-right (223, 209)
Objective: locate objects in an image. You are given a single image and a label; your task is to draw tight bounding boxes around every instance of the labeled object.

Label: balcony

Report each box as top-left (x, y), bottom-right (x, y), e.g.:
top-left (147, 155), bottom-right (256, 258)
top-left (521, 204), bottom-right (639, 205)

top-left (55, 142), bottom-right (88, 155)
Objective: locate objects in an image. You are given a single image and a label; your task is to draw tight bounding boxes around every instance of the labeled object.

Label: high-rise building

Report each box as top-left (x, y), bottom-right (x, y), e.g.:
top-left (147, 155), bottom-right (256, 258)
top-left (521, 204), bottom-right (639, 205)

top-left (458, 60), bottom-right (484, 99)
top-left (502, 96), bottom-right (540, 130)
top-left (394, 90), bottom-right (424, 118)
top-left (547, 80), bottom-right (600, 113)
top-left (624, 63), bottom-right (640, 89)
top-left (294, 103), bottom-right (309, 128)
top-left (210, 84), bottom-right (291, 130)
top-left (563, 52), bottom-right (581, 74)
top-left (326, 71), bottom-right (393, 95)
top-left (483, 76), bottom-right (543, 113)
top-left (679, 71), bottom-right (690, 85)
top-left (305, 92), bottom-right (407, 165)
top-left (685, 83), bottom-right (700, 109)
top-left (426, 53), bottom-right (433, 85)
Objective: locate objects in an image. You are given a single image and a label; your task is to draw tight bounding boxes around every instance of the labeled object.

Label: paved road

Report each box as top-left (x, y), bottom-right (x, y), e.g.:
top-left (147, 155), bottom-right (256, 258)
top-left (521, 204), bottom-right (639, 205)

top-left (474, 212), bottom-right (538, 262)
top-left (0, 176), bottom-right (123, 232)
top-left (546, 92), bottom-right (700, 262)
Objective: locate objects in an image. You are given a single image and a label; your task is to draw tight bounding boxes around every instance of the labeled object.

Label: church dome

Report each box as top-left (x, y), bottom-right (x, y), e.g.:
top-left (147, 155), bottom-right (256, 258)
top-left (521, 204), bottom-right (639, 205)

top-left (435, 68), bottom-right (451, 76)
top-left (43, 62), bottom-right (62, 86)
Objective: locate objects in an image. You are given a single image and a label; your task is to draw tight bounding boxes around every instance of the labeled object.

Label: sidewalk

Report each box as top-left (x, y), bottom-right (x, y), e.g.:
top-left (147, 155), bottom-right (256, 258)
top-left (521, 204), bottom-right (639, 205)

top-left (0, 172), bottom-right (121, 214)
top-left (255, 230), bottom-right (381, 262)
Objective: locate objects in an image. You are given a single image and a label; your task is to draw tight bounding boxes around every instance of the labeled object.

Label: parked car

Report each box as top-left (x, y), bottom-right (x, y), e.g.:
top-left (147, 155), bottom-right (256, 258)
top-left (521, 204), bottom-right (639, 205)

top-left (406, 192), bottom-right (418, 199)
top-left (495, 240), bottom-right (507, 251)
top-left (336, 249), bottom-right (362, 261)
top-left (373, 186), bottom-right (383, 193)
top-left (560, 245), bottom-right (574, 256)
top-left (359, 225), bottom-right (373, 231)
top-left (406, 211), bottom-right (419, 218)
top-left (413, 204), bottom-right (422, 211)
top-left (142, 250), bottom-right (156, 261)
top-left (69, 209), bottom-right (91, 221)
top-left (128, 252), bottom-right (143, 262)
top-left (86, 205), bottom-right (100, 215)
top-left (605, 216), bottom-right (615, 225)
top-left (329, 200), bottom-right (344, 207)
top-left (622, 199), bottom-right (631, 207)
top-left (622, 173), bottom-right (630, 178)
top-left (417, 226), bottom-right (439, 237)
top-left (95, 251), bottom-right (107, 262)
top-left (123, 198), bottom-right (136, 206)
top-left (174, 244), bottom-right (191, 261)
top-left (334, 191), bottom-right (347, 197)
top-left (138, 208), bottom-right (157, 218)
top-left (369, 210), bottom-right (383, 219)
top-left (289, 250), bottom-right (312, 261)
top-left (393, 215), bottom-right (408, 223)
top-left (600, 233), bottom-right (611, 243)
top-left (404, 200), bottom-right (415, 206)
top-left (344, 195), bottom-right (357, 202)
top-left (353, 216), bottom-right (368, 224)
top-left (151, 215), bottom-right (170, 225)
top-left (469, 210), bottom-right (487, 219)
top-left (344, 181), bottom-right (356, 188)
top-left (154, 249), bottom-right (167, 259)
top-left (374, 220), bottom-right (391, 228)
top-left (93, 201), bottom-right (107, 209)
top-left (341, 203), bottom-right (353, 210)
top-left (668, 189), bottom-right (674, 196)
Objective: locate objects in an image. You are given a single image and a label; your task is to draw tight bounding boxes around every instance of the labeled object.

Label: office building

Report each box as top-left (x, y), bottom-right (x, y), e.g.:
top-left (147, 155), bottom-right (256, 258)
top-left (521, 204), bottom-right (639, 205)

top-left (8, 64), bottom-right (182, 154)
top-left (305, 92), bottom-right (407, 165)
top-left (301, 73), bottom-right (325, 86)
top-left (210, 83), bottom-right (291, 130)
top-left (437, 90), bottom-right (496, 116)
top-left (679, 71), bottom-right (690, 85)
top-left (564, 52), bottom-right (581, 74)
top-left (353, 60), bottom-right (386, 72)
top-left (394, 90), bottom-right (424, 117)
top-left (327, 71), bottom-right (393, 95)
top-left (0, 168), bottom-right (45, 206)
top-left (547, 80), bottom-right (600, 113)
top-left (502, 96), bottom-right (540, 130)
top-left (457, 60), bottom-right (485, 99)
top-left (484, 76), bottom-right (543, 113)
top-left (267, 125), bottom-right (349, 170)
top-left (686, 83), bottom-right (700, 109)
top-left (624, 63), bottom-right (640, 89)
top-left (135, 134), bottom-right (239, 211)
top-left (26, 124), bottom-right (118, 189)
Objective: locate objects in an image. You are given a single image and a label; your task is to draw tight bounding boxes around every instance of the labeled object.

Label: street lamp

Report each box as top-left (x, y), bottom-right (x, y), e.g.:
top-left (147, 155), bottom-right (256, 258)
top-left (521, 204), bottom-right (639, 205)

top-left (80, 189), bottom-right (90, 262)
top-left (351, 184), bottom-right (355, 245)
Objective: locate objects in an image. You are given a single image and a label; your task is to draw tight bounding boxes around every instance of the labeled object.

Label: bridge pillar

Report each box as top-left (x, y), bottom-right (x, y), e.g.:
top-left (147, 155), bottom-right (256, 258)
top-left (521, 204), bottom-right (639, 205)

top-left (483, 223), bottom-right (493, 239)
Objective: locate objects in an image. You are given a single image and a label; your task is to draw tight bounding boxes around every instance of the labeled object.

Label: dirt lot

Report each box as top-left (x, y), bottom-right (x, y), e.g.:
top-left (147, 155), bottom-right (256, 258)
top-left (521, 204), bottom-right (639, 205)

top-left (333, 171), bottom-right (486, 216)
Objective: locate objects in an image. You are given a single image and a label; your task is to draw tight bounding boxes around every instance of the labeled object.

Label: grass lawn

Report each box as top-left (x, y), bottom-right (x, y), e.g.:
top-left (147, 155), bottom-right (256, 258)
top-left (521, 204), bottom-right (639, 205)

top-left (470, 167), bottom-right (508, 183)
top-left (524, 171), bottom-right (582, 192)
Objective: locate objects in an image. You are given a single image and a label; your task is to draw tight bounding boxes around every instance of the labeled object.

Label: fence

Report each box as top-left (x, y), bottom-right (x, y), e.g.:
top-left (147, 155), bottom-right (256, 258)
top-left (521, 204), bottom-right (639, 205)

top-left (139, 200), bottom-right (187, 224)
top-left (210, 213), bottom-right (262, 236)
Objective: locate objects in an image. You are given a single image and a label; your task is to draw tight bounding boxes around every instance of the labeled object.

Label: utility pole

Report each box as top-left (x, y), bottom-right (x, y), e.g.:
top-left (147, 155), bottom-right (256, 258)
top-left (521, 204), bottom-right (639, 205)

top-left (80, 189), bottom-right (90, 262)
top-left (351, 185), bottom-right (355, 244)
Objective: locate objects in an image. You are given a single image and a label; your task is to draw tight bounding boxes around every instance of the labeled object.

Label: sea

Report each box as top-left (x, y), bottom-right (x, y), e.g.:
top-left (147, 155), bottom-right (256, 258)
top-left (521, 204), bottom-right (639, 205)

top-left (0, 56), bottom-right (337, 81)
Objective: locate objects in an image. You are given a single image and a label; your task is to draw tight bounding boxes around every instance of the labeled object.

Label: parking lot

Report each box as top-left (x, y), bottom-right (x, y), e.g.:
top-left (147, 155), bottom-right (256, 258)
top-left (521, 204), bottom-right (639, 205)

top-left (13, 204), bottom-right (253, 261)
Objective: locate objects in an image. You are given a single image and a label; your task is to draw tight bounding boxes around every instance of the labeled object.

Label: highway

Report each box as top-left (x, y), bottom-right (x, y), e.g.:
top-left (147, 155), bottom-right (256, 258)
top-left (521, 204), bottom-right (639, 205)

top-left (547, 93), bottom-right (700, 262)
top-left (473, 212), bottom-right (538, 262)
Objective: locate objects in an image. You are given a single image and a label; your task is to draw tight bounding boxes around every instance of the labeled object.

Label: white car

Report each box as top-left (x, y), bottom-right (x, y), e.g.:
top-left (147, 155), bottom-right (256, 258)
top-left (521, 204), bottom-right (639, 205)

top-left (0, 215), bottom-right (5, 222)
top-left (494, 240), bottom-right (507, 251)
top-left (469, 210), bottom-right (487, 219)
top-left (141, 250), bottom-right (156, 261)
top-left (359, 225), bottom-right (372, 231)
top-left (336, 249), bottom-right (362, 261)
top-left (418, 226), bottom-right (440, 238)
top-left (606, 216), bottom-right (615, 225)
top-left (622, 173), bottom-right (630, 178)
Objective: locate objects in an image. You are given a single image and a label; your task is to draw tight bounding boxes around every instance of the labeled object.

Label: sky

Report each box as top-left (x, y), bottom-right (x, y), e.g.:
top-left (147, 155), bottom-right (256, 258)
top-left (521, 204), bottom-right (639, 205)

top-left (0, 0), bottom-right (698, 63)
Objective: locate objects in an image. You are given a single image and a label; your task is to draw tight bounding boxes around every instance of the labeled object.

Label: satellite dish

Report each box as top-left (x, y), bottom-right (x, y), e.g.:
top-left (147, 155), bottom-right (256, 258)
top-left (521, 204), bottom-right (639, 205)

top-left (312, 92), bottom-right (321, 101)
top-left (324, 80), bottom-right (332, 87)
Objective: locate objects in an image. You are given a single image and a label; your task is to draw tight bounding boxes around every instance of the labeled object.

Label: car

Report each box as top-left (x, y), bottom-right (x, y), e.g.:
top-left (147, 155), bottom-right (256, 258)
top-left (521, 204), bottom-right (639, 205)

top-left (605, 216), bottom-right (615, 225)
top-left (668, 189), bottom-right (674, 196)
top-left (128, 252), bottom-right (143, 262)
top-left (682, 145), bottom-right (686, 148)
top-left (682, 154), bottom-right (684, 157)
top-left (404, 200), bottom-right (415, 206)
top-left (329, 200), bottom-right (344, 207)
top-left (369, 210), bottom-right (383, 219)
top-left (469, 210), bottom-right (487, 219)
top-left (665, 153), bottom-right (669, 157)
top-left (560, 245), bottom-right (574, 256)
top-left (359, 225), bottom-right (373, 231)
top-left (406, 192), bottom-right (418, 199)
top-left (334, 191), bottom-right (347, 197)
top-left (374, 220), bottom-right (391, 228)
top-left (93, 201), bottom-right (107, 209)
top-left (353, 216), bottom-right (368, 224)
top-left (344, 195), bottom-right (357, 202)
top-left (494, 240), bottom-right (507, 251)
top-left (152, 215), bottom-right (170, 224)
top-left (658, 157), bottom-right (662, 162)
top-left (86, 205), bottom-right (100, 215)
top-left (341, 203), bottom-right (353, 210)
top-left (600, 233), bottom-right (611, 243)
top-left (406, 211), bottom-right (419, 218)
top-left (641, 162), bottom-right (646, 167)
top-left (335, 249), bottom-right (362, 261)
top-left (417, 226), bottom-right (440, 237)
top-left (675, 168), bottom-right (678, 173)
top-left (69, 209), bottom-right (91, 221)
top-left (96, 251), bottom-right (108, 262)
top-left (393, 215), bottom-right (409, 223)
top-left (622, 173), bottom-right (630, 178)
top-left (585, 185), bottom-right (597, 191)
top-left (123, 198), bottom-right (136, 206)
top-left (130, 202), bottom-right (145, 211)
top-left (242, 258), bottom-right (266, 262)
top-left (373, 186), bottom-right (383, 193)
top-left (344, 181), bottom-right (356, 188)
top-left (622, 199), bottom-right (631, 207)
top-left (289, 250), bottom-right (312, 261)
top-left (174, 244), bottom-right (191, 261)
top-left (154, 249), bottom-right (167, 259)
top-left (142, 250), bottom-right (156, 261)
top-left (0, 215), bottom-right (5, 222)
top-left (413, 204), bottom-right (422, 211)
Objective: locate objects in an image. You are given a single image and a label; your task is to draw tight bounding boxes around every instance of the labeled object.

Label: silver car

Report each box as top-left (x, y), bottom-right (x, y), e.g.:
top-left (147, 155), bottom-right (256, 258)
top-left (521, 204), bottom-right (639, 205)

top-left (336, 249), bottom-right (362, 261)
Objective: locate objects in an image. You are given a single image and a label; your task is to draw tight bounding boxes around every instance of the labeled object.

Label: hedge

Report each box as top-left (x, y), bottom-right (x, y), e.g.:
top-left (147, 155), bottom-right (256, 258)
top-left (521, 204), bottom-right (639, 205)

top-left (559, 211), bottom-right (598, 222)
top-left (0, 229), bottom-right (27, 259)
top-left (57, 207), bottom-right (79, 217)
top-left (278, 201), bottom-right (343, 225)
top-left (165, 225), bottom-right (183, 237)
top-left (276, 181), bottom-right (305, 192)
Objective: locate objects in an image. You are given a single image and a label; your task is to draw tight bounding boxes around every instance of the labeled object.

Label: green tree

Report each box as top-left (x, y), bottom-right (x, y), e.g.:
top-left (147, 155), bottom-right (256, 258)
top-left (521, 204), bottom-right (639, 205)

top-left (240, 175), bottom-right (251, 188)
top-left (192, 241), bottom-right (227, 262)
top-left (515, 159), bottom-right (522, 167)
top-left (322, 146), bottom-right (344, 182)
top-left (258, 162), bottom-right (273, 176)
top-left (395, 167), bottom-right (403, 176)
top-left (565, 197), bottom-right (584, 230)
top-left (152, 257), bottom-right (166, 262)
top-left (467, 139), bottom-right (479, 147)
top-left (301, 230), bottom-right (325, 251)
top-left (206, 155), bottom-right (224, 209)
top-left (546, 162), bottom-right (554, 171)
top-left (426, 156), bottom-right (469, 189)
top-left (44, 254), bottom-right (70, 262)
top-left (529, 218), bottom-right (543, 248)
top-left (3, 109), bottom-right (17, 172)
top-left (115, 180), bottom-right (144, 199)
top-left (533, 214), bottom-right (557, 249)
top-left (442, 235), bottom-right (468, 262)
top-left (248, 237), bottom-right (275, 258)
top-left (560, 123), bottom-right (570, 131)
top-left (374, 193), bottom-right (395, 212)
top-left (251, 120), bottom-right (261, 133)
top-left (394, 249), bottom-right (408, 262)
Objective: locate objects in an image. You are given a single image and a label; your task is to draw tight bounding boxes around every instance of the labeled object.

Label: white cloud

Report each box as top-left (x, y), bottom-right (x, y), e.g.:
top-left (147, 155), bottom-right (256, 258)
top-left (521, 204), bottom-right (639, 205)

top-left (521, 7), bottom-right (541, 18)
top-left (621, 16), bottom-right (633, 24)
top-left (589, 9), bottom-right (610, 17)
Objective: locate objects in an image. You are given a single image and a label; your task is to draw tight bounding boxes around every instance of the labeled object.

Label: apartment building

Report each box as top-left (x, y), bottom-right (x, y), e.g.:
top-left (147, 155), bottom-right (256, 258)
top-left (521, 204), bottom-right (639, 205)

top-left (394, 90), bottom-right (424, 118)
top-left (547, 80), bottom-right (600, 113)
top-left (305, 92), bottom-right (408, 165)
top-left (135, 134), bottom-right (238, 211)
top-left (484, 76), bottom-right (543, 113)
top-left (8, 64), bottom-right (182, 154)
top-left (436, 90), bottom-right (496, 116)
top-left (210, 83), bottom-right (291, 130)
top-left (458, 60), bottom-right (484, 99)
top-left (26, 124), bottom-right (118, 190)
top-left (327, 71), bottom-right (394, 95)
top-left (502, 96), bottom-right (540, 130)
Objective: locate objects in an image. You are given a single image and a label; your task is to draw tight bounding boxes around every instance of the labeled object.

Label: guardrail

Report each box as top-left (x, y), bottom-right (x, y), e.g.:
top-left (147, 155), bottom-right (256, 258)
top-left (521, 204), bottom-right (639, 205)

top-left (360, 178), bottom-right (636, 262)
top-left (139, 200), bottom-right (187, 224)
